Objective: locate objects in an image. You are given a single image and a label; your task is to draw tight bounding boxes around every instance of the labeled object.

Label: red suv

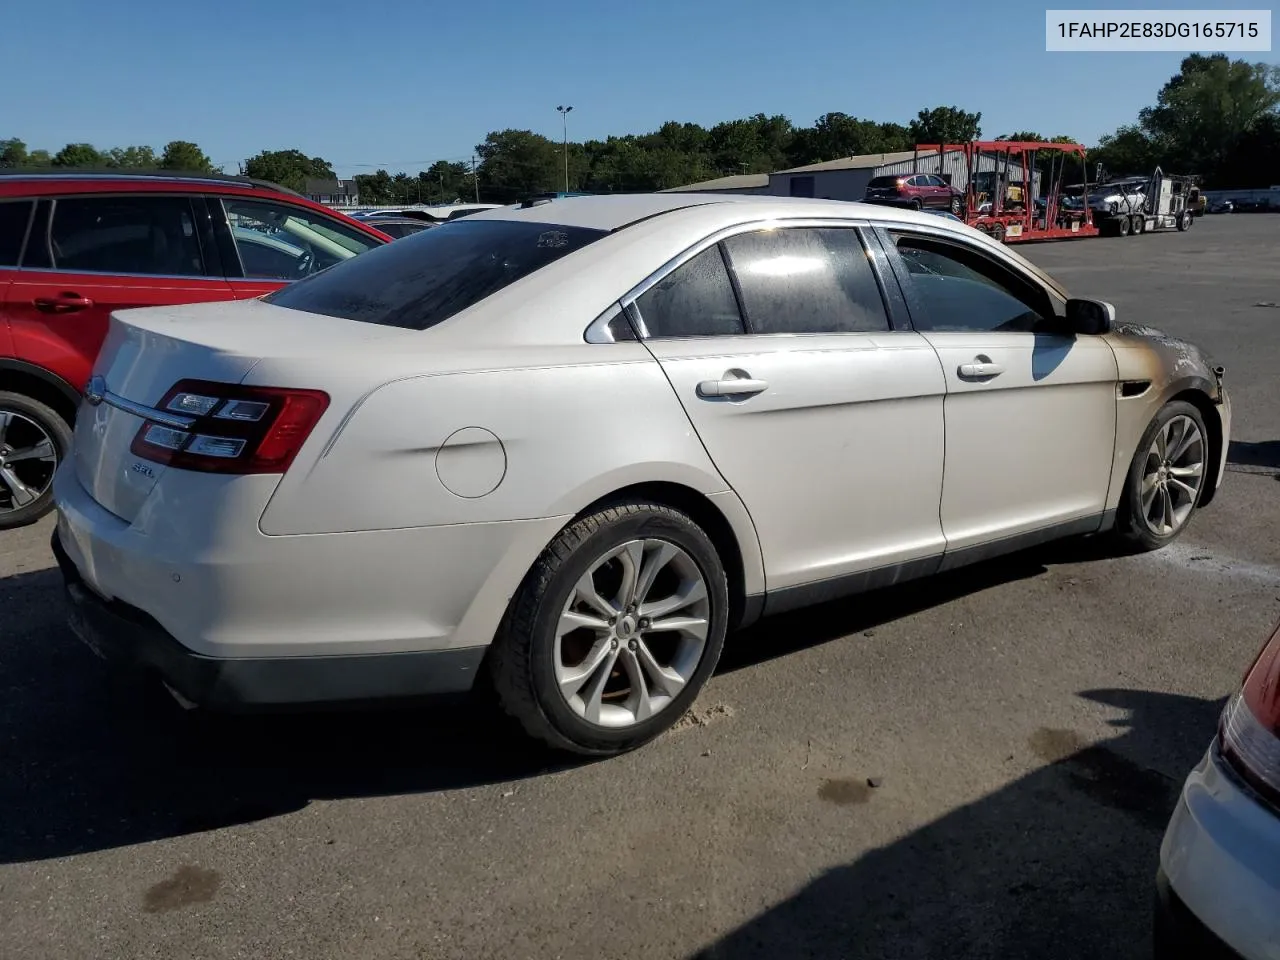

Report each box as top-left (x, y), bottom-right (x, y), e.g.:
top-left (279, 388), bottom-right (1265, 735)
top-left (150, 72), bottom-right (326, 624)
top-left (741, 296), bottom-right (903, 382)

top-left (0, 171), bottom-right (391, 528)
top-left (864, 173), bottom-right (964, 214)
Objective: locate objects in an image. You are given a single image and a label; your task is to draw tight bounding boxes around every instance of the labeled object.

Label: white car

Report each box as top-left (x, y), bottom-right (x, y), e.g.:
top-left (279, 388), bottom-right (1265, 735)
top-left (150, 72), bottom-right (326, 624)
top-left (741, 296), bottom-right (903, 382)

top-left (51, 194), bottom-right (1231, 755)
top-left (1156, 619), bottom-right (1280, 960)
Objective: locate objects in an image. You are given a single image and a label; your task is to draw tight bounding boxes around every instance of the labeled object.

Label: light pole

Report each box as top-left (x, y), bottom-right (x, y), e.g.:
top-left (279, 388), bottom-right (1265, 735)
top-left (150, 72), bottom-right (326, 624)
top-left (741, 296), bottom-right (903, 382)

top-left (556, 105), bottom-right (573, 193)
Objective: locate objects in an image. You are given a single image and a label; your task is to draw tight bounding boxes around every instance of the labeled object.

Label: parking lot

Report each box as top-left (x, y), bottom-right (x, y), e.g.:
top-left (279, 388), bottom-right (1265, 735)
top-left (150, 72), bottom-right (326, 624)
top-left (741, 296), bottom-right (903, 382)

top-left (0, 214), bottom-right (1277, 960)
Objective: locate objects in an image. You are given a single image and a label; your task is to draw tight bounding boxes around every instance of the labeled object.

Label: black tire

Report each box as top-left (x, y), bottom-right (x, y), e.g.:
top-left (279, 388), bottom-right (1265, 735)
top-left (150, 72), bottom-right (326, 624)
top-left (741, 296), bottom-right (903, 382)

top-left (1117, 216), bottom-right (1131, 237)
top-left (1117, 401), bottom-right (1209, 552)
top-left (991, 223), bottom-right (1006, 244)
top-left (949, 196), bottom-right (962, 215)
top-left (0, 391), bottom-right (72, 529)
top-left (488, 501), bottom-right (730, 756)
top-left (1176, 211), bottom-right (1192, 231)
top-left (1132, 216), bottom-right (1145, 235)
top-left (909, 199), bottom-right (923, 211)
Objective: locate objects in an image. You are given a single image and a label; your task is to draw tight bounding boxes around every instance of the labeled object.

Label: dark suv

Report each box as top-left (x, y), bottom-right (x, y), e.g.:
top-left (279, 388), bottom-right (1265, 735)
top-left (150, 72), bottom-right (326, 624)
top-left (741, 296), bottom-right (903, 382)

top-left (864, 173), bottom-right (964, 214)
top-left (0, 171), bottom-right (391, 528)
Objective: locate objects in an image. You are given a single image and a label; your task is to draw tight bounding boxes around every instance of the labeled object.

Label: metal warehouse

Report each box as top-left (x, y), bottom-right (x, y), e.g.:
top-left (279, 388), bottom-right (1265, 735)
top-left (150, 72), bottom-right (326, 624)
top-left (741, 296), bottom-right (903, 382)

top-left (663, 150), bottom-right (1042, 202)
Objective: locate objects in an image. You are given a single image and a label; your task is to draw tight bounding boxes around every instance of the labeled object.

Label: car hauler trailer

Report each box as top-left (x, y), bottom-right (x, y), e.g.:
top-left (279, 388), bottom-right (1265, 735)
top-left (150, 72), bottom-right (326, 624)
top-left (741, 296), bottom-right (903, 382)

top-left (912, 140), bottom-right (1100, 243)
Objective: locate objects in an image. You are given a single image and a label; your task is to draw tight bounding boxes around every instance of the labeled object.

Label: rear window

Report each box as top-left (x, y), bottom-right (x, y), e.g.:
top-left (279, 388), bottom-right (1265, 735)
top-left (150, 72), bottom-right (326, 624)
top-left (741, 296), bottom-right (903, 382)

top-left (867, 176), bottom-right (903, 188)
top-left (264, 218), bottom-right (606, 330)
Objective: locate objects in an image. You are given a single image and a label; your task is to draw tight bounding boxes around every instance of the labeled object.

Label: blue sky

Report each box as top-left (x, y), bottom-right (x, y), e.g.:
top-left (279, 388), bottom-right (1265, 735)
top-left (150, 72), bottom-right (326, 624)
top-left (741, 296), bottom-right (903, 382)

top-left (4, 0), bottom-right (1276, 178)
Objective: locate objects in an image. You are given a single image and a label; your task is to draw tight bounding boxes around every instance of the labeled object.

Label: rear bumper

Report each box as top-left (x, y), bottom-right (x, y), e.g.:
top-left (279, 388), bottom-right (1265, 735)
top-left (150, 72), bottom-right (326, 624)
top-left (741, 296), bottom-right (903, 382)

top-left (1157, 743), bottom-right (1280, 960)
top-left (52, 462), bottom-right (566, 659)
top-left (53, 528), bottom-right (487, 708)
top-left (1154, 867), bottom-right (1245, 960)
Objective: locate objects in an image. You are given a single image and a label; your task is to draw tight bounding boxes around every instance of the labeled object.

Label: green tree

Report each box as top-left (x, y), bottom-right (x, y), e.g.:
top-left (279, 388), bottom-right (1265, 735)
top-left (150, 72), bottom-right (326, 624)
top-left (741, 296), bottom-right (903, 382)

top-left (106, 145), bottom-right (158, 168)
top-left (27, 149), bottom-right (51, 166)
top-left (1140, 54), bottom-right (1280, 176)
top-left (1088, 125), bottom-right (1157, 178)
top-left (788, 113), bottom-right (912, 166)
top-left (0, 138), bottom-right (28, 167)
top-left (908, 106), bottom-right (982, 145)
top-left (160, 140), bottom-right (214, 172)
top-left (421, 160), bottom-right (472, 203)
top-left (52, 142), bottom-right (104, 167)
top-left (243, 149), bottom-right (335, 192)
top-left (353, 169), bottom-right (394, 204)
top-left (476, 129), bottom-right (562, 202)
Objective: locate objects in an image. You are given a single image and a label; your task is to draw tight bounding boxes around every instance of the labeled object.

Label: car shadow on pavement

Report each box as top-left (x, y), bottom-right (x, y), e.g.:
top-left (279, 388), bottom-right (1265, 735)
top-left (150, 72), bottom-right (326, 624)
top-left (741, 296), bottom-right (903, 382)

top-left (690, 687), bottom-right (1227, 960)
top-left (721, 535), bottom-right (1123, 674)
top-left (0, 568), bottom-right (575, 865)
top-left (0, 533), bottom-right (1159, 870)
top-left (1227, 439), bottom-right (1280, 476)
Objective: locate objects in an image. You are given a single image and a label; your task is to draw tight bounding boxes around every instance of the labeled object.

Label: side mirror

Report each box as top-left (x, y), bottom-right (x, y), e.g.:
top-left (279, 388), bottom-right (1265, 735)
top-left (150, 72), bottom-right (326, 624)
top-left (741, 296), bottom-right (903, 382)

top-left (1066, 298), bottom-right (1116, 335)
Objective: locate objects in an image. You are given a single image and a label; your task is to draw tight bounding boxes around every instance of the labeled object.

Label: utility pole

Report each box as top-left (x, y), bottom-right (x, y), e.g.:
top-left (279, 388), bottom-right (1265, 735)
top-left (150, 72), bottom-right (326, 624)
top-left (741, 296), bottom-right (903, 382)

top-left (471, 156), bottom-right (480, 203)
top-left (556, 105), bottom-right (573, 193)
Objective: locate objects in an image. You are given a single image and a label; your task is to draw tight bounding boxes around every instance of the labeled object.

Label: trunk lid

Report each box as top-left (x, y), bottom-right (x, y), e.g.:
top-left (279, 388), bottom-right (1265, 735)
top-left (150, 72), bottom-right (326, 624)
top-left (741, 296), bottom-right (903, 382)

top-left (74, 298), bottom-right (410, 524)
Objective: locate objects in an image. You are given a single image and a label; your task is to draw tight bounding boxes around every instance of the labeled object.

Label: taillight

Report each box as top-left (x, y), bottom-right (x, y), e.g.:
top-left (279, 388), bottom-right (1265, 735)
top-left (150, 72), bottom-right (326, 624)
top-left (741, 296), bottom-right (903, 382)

top-left (130, 379), bottom-right (329, 475)
top-left (896, 178), bottom-right (907, 189)
top-left (1220, 618), bottom-right (1280, 806)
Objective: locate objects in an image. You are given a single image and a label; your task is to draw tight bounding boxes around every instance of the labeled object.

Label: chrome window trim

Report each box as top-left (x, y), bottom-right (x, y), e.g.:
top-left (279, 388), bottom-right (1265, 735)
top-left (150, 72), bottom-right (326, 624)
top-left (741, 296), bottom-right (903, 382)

top-left (620, 216), bottom-right (906, 341)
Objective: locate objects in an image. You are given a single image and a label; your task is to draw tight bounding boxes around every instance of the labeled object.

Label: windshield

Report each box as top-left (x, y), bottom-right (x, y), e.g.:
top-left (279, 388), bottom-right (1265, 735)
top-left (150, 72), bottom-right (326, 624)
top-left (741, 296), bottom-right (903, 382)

top-left (264, 218), bottom-right (607, 330)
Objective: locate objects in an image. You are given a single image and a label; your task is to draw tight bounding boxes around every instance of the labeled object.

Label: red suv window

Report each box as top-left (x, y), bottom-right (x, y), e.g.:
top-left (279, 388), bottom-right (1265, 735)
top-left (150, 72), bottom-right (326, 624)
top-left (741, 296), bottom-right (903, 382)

top-left (0, 199), bottom-right (32, 266)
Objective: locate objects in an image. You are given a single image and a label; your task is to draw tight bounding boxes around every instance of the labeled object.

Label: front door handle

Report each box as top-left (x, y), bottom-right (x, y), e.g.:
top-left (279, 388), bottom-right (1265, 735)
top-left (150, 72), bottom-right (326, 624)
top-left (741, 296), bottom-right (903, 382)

top-left (33, 293), bottom-right (94, 314)
top-left (697, 374), bottom-right (769, 398)
top-left (958, 357), bottom-right (1005, 379)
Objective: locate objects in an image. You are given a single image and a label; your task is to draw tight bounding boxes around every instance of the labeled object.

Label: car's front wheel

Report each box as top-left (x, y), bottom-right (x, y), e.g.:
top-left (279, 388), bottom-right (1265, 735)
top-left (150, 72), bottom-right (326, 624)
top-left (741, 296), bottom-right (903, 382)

top-left (0, 392), bottom-right (71, 530)
top-left (1118, 401), bottom-right (1209, 551)
top-left (489, 500), bottom-right (729, 756)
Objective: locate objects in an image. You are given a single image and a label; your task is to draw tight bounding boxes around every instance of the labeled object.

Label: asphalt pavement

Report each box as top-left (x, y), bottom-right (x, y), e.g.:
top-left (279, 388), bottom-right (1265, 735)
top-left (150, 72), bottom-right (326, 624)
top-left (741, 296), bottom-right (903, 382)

top-left (2, 214), bottom-right (1278, 960)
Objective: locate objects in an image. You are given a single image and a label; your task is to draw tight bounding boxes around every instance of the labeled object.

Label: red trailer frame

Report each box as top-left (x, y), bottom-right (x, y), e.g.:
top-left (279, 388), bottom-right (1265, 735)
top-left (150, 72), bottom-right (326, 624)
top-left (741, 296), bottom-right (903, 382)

top-left (912, 141), bottom-right (1100, 243)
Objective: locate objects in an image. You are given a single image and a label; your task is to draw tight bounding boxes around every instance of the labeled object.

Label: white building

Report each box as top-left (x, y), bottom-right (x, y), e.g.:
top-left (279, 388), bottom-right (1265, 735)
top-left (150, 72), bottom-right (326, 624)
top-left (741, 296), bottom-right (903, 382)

top-left (656, 173), bottom-right (772, 196)
top-left (662, 150), bottom-right (1045, 202)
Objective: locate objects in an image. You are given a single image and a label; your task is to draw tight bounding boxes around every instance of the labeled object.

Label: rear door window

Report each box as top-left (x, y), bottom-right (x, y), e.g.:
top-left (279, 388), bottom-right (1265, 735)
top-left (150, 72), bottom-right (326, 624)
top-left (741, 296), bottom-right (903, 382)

top-left (634, 246), bottom-right (745, 338)
top-left (721, 228), bottom-right (889, 334)
top-left (48, 196), bottom-right (209, 276)
top-left (265, 218), bottom-right (606, 330)
top-left (0, 200), bottom-right (33, 267)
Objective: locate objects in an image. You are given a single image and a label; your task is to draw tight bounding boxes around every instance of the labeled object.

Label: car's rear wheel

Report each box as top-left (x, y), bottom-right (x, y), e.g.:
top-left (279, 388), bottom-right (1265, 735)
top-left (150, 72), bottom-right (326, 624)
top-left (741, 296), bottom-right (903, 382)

top-left (909, 199), bottom-right (922, 211)
top-left (489, 500), bottom-right (729, 756)
top-left (0, 392), bottom-right (71, 530)
top-left (1117, 401), bottom-right (1209, 551)
top-left (949, 196), bottom-right (963, 215)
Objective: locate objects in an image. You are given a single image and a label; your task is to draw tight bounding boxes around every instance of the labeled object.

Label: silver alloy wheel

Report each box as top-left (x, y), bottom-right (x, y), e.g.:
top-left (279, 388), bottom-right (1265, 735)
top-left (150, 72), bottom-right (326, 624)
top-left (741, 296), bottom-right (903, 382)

top-left (555, 537), bottom-right (711, 728)
top-left (0, 410), bottom-right (59, 514)
top-left (1140, 414), bottom-right (1205, 537)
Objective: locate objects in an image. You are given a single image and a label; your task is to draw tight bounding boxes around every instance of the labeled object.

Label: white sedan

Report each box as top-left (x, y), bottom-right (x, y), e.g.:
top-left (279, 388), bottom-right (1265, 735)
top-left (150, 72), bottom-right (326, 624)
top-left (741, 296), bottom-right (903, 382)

top-left (52, 194), bottom-right (1231, 755)
top-left (1157, 619), bottom-right (1280, 959)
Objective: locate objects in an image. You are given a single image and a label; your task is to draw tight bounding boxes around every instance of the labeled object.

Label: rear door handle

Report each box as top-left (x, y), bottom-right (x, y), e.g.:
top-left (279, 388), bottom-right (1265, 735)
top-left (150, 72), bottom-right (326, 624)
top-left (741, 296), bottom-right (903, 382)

top-left (33, 294), bottom-right (94, 314)
top-left (958, 358), bottom-right (1004, 379)
top-left (697, 375), bottom-right (769, 398)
